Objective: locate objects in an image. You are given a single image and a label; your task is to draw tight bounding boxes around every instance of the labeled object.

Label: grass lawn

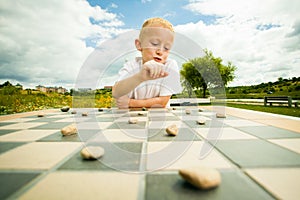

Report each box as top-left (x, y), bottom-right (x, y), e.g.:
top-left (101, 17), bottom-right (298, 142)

top-left (226, 103), bottom-right (300, 118)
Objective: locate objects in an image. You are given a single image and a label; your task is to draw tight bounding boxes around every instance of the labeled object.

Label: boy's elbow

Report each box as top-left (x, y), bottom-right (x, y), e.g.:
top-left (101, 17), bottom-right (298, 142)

top-left (160, 101), bottom-right (168, 108)
top-left (160, 96), bottom-right (171, 108)
top-left (111, 85), bottom-right (118, 98)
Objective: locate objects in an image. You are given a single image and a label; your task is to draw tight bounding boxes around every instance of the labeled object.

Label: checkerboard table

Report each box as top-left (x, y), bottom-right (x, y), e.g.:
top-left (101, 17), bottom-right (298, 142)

top-left (0, 107), bottom-right (300, 199)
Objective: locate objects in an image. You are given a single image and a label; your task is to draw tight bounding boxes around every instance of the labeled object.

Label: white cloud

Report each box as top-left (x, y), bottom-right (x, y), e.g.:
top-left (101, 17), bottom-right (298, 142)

top-left (141, 0), bottom-right (152, 4)
top-left (176, 0), bottom-right (300, 86)
top-left (75, 30), bottom-right (140, 89)
top-left (110, 3), bottom-right (118, 9)
top-left (1, 0), bottom-right (299, 89)
top-left (0, 0), bottom-right (124, 89)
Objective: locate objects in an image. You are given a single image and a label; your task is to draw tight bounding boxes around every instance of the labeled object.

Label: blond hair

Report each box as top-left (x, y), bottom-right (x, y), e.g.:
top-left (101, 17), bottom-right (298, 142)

top-left (141, 17), bottom-right (174, 32)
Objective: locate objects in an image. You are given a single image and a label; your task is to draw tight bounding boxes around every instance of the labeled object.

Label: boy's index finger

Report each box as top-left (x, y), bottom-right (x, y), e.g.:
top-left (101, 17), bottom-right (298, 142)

top-left (162, 71), bottom-right (169, 77)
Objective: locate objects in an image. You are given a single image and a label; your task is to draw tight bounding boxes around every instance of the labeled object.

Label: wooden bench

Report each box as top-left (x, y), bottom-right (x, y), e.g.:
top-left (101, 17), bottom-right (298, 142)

top-left (264, 96), bottom-right (298, 107)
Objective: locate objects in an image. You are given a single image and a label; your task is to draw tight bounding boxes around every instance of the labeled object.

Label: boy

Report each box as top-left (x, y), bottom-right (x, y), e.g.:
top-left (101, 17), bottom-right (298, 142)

top-left (112, 17), bottom-right (182, 108)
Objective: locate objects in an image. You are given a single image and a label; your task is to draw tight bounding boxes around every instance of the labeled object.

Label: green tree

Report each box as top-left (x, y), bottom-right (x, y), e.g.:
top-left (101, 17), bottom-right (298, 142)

top-left (0, 81), bottom-right (13, 88)
top-left (1, 85), bottom-right (20, 95)
top-left (180, 62), bottom-right (203, 97)
top-left (180, 50), bottom-right (236, 97)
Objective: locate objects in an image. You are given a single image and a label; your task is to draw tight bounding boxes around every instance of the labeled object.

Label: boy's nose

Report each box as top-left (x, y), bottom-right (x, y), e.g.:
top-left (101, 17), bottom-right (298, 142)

top-left (156, 47), bottom-right (162, 55)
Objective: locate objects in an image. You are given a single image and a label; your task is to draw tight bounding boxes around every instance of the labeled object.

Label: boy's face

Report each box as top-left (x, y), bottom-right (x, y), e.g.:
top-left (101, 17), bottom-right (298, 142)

top-left (136, 27), bottom-right (174, 64)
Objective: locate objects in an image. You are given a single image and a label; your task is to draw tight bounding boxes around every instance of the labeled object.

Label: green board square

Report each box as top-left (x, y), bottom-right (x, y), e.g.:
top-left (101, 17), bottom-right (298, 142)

top-left (238, 126), bottom-right (300, 139)
top-left (149, 116), bottom-right (180, 121)
top-left (216, 140), bottom-right (300, 168)
top-left (145, 171), bottom-right (274, 200)
top-left (148, 128), bottom-right (200, 141)
top-left (184, 120), bottom-right (228, 128)
top-left (107, 121), bottom-right (146, 129)
top-left (59, 142), bottom-right (143, 172)
top-left (0, 172), bottom-right (40, 200)
top-left (0, 122), bottom-right (15, 127)
top-left (38, 130), bottom-right (99, 142)
top-left (31, 122), bottom-right (72, 129)
top-left (0, 129), bottom-right (17, 136)
top-left (95, 117), bottom-right (115, 122)
top-left (28, 117), bottom-right (61, 122)
top-left (0, 142), bottom-right (27, 154)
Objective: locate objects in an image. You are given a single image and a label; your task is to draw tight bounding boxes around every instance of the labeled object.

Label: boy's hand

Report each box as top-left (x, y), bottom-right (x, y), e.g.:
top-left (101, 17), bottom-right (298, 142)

top-left (141, 60), bottom-right (169, 81)
top-left (116, 95), bottom-right (130, 109)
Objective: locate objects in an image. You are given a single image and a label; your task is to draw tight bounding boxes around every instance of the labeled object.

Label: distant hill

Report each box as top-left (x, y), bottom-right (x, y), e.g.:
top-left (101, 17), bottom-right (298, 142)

top-left (226, 77), bottom-right (300, 99)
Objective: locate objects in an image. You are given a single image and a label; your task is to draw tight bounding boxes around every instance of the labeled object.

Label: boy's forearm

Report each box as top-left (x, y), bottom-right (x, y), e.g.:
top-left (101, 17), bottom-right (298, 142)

top-left (112, 73), bottom-right (143, 98)
top-left (129, 96), bottom-right (171, 108)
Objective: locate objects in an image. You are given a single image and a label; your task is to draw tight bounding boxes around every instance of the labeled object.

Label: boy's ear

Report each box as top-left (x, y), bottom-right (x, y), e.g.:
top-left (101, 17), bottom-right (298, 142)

top-left (135, 39), bottom-right (142, 51)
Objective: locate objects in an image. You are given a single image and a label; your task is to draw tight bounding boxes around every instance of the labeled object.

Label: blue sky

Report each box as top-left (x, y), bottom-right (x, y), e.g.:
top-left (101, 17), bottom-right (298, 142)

top-left (87, 0), bottom-right (217, 29)
top-left (0, 0), bottom-right (299, 89)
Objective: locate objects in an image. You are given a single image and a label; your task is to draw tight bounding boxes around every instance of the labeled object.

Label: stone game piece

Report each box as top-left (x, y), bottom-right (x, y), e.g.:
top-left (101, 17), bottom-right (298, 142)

top-left (128, 118), bottom-right (138, 124)
top-left (185, 109), bottom-right (191, 114)
top-left (179, 166), bottom-right (221, 190)
top-left (98, 108), bottom-right (104, 112)
top-left (197, 120), bottom-right (206, 125)
top-left (71, 110), bottom-right (77, 114)
top-left (138, 112), bottom-right (144, 116)
top-left (198, 108), bottom-right (204, 112)
top-left (216, 113), bottom-right (226, 118)
top-left (166, 124), bottom-right (178, 136)
top-left (82, 112), bottom-right (88, 117)
top-left (80, 146), bottom-right (105, 160)
top-left (37, 112), bottom-right (44, 117)
top-left (142, 107), bottom-right (147, 111)
top-left (61, 124), bottom-right (77, 136)
top-left (61, 106), bottom-right (70, 112)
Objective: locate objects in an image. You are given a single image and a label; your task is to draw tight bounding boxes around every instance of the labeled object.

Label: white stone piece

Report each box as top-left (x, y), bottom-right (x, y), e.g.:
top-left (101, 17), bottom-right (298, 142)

top-left (216, 113), bottom-right (226, 118)
top-left (61, 124), bottom-right (77, 136)
top-left (179, 166), bottom-right (221, 189)
top-left (80, 146), bottom-right (105, 160)
top-left (128, 118), bottom-right (138, 124)
top-left (197, 120), bottom-right (206, 125)
top-left (82, 112), bottom-right (88, 117)
top-left (166, 124), bottom-right (178, 136)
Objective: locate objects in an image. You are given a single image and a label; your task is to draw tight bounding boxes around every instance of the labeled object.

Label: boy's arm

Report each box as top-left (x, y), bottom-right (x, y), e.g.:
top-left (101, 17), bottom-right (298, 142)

top-left (112, 60), bottom-right (168, 98)
top-left (112, 73), bottom-right (143, 99)
top-left (129, 95), bottom-right (171, 108)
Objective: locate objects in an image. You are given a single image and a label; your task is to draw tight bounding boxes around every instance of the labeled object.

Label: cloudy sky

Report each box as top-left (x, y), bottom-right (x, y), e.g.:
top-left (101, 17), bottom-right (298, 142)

top-left (1, 0), bottom-right (300, 89)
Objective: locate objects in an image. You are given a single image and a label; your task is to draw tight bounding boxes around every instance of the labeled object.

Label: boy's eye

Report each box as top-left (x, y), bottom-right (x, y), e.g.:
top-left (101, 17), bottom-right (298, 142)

top-left (164, 45), bottom-right (171, 51)
top-left (151, 42), bottom-right (158, 46)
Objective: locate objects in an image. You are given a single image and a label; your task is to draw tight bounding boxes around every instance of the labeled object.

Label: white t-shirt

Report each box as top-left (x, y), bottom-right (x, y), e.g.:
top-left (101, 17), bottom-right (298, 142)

top-left (117, 57), bottom-right (182, 100)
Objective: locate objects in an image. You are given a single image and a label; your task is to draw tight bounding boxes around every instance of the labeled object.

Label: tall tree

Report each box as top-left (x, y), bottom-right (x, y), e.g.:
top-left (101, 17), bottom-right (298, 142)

top-left (180, 50), bottom-right (236, 97)
top-left (181, 62), bottom-right (203, 97)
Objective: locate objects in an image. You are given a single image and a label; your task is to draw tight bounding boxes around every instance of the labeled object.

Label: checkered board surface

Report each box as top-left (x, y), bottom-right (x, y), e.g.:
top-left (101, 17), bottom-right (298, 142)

top-left (0, 107), bottom-right (300, 200)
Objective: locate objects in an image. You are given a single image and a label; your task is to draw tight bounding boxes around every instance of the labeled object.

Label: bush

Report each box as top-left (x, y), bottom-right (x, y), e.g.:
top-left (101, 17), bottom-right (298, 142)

top-left (1, 86), bottom-right (21, 95)
top-left (0, 93), bottom-right (72, 115)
